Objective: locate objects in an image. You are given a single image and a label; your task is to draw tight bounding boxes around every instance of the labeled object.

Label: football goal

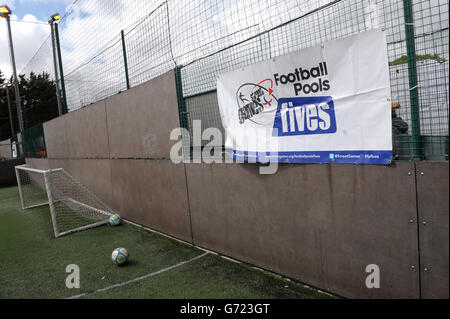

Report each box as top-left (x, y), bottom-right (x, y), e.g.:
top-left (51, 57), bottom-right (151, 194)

top-left (15, 165), bottom-right (115, 238)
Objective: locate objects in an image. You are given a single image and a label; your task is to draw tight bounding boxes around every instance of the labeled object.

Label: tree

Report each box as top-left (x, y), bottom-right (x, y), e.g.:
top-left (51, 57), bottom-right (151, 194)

top-left (0, 70), bottom-right (59, 141)
top-left (0, 70), bottom-right (14, 140)
top-left (20, 72), bottom-right (59, 130)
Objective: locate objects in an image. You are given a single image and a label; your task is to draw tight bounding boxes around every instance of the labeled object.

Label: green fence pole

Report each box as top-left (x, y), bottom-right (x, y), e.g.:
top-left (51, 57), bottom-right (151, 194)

top-left (121, 30), bottom-right (130, 90)
top-left (55, 23), bottom-right (68, 114)
top-left (174, 67), bottom-right (191, 161)
top-left (403, 0), bottom-right (422, 159)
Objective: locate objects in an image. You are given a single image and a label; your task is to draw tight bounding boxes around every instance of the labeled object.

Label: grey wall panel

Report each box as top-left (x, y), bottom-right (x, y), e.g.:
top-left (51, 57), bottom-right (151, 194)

top-left (323, 163), bottom-right (419, 299)
top-left (110, 160), bottom-right (192, 243)
top-left (44, 159), bottom-right (113, 209)
top-left (416, 162), bottom-right (449, 299)
top-left (0, 139), bottom-right (11, 159)
top-left (64, 159), bottom-right (114, 209)
top-left (106, 71), bottom-right (179, 159)
top-left (47, 159), bottom-right (70, 171)
top-left (65, 100), bottom-right (110, 159)
top-left (44, 116), bottom-right (69, 159)
top-left (186, 162), bottom-right (420, 299)
top-left (25, 158), bottom-right (50, 171)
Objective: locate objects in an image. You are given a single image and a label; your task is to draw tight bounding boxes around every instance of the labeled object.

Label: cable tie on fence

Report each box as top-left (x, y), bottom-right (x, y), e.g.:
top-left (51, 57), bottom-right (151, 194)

top-left (409, 85), bottom-right (420, 91)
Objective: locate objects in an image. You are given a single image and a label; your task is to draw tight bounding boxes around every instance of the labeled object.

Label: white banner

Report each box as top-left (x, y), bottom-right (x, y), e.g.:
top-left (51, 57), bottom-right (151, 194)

top-left (217, 29), bottom-right (393, 165)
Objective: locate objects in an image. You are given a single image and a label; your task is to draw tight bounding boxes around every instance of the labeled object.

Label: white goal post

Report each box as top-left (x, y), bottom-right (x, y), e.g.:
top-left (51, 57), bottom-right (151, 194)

top-left (15, 165), bottom-right (115, 238)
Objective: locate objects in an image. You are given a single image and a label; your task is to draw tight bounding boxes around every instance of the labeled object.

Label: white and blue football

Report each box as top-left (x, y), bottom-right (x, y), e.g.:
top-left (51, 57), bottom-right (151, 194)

top-left (112, 248), bottom-right (129, 266)
top-left (109, 214), bottom-right (122, 226)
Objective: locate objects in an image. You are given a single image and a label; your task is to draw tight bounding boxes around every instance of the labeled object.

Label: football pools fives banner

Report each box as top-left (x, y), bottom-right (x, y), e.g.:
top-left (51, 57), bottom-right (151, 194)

top-left (217, 29), bottom-right (393, 165)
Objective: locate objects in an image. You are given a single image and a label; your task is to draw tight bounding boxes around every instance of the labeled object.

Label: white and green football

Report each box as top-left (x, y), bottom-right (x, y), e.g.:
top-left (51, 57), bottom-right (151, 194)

top-left (109, 214), bottom-right (122, 226)
top-left (112, 248), bottom-right (129, 266)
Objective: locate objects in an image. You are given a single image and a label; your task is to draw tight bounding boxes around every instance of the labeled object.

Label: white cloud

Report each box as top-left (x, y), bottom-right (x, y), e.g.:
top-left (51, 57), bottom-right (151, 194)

top-left (0, 13), bottom-right (50, 80)
top-left (0, 0), bottom-right (75, 79)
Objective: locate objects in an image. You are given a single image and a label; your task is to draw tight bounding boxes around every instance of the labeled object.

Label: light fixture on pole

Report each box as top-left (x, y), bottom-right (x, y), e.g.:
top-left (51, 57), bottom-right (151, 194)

top-left (54, 19), bottom-right (68, 114)
top-left (0, 4), bottom-right (11, 15)
top-left (1, 4), bottom-right (25, 134)
top-left (50, 13), bottom-right (61, 22)
top-left (49, 13), bottom-right (63, 116)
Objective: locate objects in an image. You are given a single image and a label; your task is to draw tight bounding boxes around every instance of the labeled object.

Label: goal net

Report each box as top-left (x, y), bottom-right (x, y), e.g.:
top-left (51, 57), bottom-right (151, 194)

top-left (15, 165), bottom-right (115, 238)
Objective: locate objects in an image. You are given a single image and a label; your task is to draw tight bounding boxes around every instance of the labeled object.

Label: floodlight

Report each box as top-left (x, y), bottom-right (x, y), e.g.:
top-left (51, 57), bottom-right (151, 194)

top-left (50, 13), bottom-right (61, 23)
top-left (0, 5), bottom-right (11, 17)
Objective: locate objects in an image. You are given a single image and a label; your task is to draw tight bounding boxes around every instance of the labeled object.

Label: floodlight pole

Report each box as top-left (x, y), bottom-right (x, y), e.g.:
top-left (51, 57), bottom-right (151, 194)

top-left (4, 14), bottom-right (24, 134)
top-left (121, 30), bottom-right (130, 90)
top-left (4, 85), bottom-right (15, 137)
top-left (49, 19), bottom-right (63, 116)
top-left (54, 23), bottom-right (68, 114)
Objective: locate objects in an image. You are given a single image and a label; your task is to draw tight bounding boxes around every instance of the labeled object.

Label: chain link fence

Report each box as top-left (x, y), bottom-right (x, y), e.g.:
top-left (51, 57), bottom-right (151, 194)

top-left (1, 126), bottom-right (45, 160)
top-left (20, 0), bottom-right (449, 161)
top-left (0, 137), bottom-right (24, 187)
top-left (0, 136), bottom-right (22, 159)
top-left (22, 124), bottom-right (46, 159)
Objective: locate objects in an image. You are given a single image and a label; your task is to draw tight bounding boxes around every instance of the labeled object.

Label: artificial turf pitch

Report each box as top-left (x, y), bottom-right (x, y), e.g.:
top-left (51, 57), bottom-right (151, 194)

top-left (0, 186), bottom-right (334, 299)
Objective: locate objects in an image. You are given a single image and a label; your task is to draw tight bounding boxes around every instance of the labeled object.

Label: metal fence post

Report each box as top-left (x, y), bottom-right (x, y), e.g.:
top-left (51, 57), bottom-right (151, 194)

top-left (403, 0), bottom-right (422, 159)
top-left (121, 30), bottom-right (130, 90)
top-left (174, 67), bottom-right (190, 161)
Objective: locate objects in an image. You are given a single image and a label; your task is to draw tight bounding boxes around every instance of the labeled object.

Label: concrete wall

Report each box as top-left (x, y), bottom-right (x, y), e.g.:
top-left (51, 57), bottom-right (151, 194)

top-left (25, 70), bottom-right (449, 299)
top-left (0, 139), bottom-right (11, 159)
top-left (186, 162), bottom-right (421, 299)
top-left (416, 162), bottom-right (449, 299)
top-left (36, 70), bottom-right (191, 241)
top-left (106, 71), bottom-right (179, 160)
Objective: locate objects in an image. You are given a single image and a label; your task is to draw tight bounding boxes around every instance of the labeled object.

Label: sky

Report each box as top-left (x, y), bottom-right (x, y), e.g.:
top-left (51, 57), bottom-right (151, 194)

top-left (0, 0), bottom-right (333, 83)
top-left (0, 0), bottom-right (73, 79)
top-left (0, 0), bottom-right (447, 120)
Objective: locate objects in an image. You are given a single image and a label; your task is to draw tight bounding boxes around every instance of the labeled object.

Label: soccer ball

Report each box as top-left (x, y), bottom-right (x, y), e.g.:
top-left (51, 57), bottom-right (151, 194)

top-left (112, 248), bottom-right (129, 266)
top-left (109, 214), bottom-right (122, 226)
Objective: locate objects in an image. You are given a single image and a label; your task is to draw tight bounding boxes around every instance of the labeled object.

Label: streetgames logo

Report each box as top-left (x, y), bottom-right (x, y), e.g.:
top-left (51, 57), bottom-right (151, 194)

top-left (236, 79), bottom-right (279, 125)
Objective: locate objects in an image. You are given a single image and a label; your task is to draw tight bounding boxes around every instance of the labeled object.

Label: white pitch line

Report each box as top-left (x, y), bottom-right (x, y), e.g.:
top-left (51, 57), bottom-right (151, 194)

top-left (66, 252), bottom-right (209, 299)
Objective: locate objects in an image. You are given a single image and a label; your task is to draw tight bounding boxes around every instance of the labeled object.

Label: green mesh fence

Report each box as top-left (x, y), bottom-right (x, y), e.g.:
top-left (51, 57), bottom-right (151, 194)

top-left (19, 0), bottom-right (448, 161)
top-left (22, 124), bottom-right (46, 159)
